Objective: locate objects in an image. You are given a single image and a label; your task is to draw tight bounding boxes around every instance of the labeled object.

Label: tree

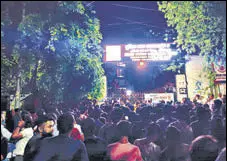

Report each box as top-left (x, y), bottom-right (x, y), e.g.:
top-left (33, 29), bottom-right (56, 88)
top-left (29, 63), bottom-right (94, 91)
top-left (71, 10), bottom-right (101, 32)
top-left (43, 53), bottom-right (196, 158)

top-left (1, 1), bottom-right (105, 108)
top-left (158, 1), bottom-right (226, 96)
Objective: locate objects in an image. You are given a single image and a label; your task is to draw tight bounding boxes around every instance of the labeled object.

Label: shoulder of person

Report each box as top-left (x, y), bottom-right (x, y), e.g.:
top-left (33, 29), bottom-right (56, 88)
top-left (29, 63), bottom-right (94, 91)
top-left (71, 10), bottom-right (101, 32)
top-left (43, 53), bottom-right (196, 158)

top-left (21, 127), bottom-right (34, 136)
top-left (132, 143), bottom-right (141, 149)
top-left (107, 142), bottom-right (118, 148)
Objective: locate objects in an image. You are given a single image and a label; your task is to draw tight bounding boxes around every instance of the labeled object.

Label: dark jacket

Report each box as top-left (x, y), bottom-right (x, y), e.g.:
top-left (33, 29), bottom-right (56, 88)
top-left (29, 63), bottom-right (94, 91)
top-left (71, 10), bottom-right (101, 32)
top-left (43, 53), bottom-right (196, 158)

top-left (24, 133), bottom-right (48, 161)
top-left (33, 134), bottom-right (89, 161)
top-left (84, 135), bottom-right (110, 161)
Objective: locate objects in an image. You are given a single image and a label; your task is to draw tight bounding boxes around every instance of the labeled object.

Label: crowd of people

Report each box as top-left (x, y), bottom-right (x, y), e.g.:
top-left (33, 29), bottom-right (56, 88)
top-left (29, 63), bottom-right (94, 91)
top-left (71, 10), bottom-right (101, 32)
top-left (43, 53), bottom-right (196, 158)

top-left (1, 94), bottom-right (226, 161)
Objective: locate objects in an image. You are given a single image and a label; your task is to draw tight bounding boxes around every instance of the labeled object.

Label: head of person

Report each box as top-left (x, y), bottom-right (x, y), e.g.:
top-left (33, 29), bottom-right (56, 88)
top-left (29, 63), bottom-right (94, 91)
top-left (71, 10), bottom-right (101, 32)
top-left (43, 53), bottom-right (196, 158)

top-left (81, 117), bottom-right (96, 137)
top-left (117, 120), bottom-right (132, 138)
top-left (218, 93), bottom-right (222, 98)
top-left (214, 99), bottom-right (222, 111)
top-left (147, 122), bottom-right (161, 141)
top-left (110, 108), bottom-right (124, 124)
top-left (166, 126), bottom-right (181, 146)
top-left (57, 113), bottom-right (75, 135)
top-left (197, 106), bottom-right (211, 121)
top-left (21, 111), bottom-right (33, 128)
top-left (162, 105), bottom-right (172, 117)
top-left (176, 105), bottom-right (190, 123)
top-left (131, 122), bottom-right (144, 139)
top-left (47, 113), bottom-right (58, 123)
top-left (195, 94), bottom-right (200, 100)
top-left (209, 94), bottom-right (214, 100)
top-left (190, 135), bottom-right (219, 161)
top-left (36, 115), bottom-right (54, 137)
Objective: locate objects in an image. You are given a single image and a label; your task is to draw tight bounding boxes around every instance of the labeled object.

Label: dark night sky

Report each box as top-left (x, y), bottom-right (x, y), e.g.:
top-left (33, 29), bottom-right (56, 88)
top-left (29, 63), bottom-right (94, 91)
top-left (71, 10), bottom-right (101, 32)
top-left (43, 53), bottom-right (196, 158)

top-left (93, 1), bottom-right (168, 45)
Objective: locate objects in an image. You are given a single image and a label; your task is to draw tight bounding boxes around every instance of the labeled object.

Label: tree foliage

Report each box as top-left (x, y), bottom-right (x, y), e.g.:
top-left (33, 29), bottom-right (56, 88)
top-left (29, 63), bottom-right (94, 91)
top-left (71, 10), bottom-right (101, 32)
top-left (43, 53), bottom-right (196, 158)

top-left (158, 1), bottom-right (226, 65)
top-left (1, 1), bottom-right (104, 107)
top-left (158, 1), bottom-right (226, 95)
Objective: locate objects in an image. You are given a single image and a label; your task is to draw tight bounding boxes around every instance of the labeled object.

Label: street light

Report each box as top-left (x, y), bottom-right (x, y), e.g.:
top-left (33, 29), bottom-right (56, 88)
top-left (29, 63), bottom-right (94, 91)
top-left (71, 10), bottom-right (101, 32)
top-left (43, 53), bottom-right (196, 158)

top-left (137, 60), bottom-right (146, 69)
top-left (139, 61), bottom-right (145, 66)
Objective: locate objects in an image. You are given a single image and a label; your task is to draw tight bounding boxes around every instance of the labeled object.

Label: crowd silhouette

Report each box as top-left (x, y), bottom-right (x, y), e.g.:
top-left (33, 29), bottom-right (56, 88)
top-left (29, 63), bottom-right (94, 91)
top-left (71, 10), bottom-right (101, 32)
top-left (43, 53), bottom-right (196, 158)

top-left (1, 94), bottom-right (226, 161)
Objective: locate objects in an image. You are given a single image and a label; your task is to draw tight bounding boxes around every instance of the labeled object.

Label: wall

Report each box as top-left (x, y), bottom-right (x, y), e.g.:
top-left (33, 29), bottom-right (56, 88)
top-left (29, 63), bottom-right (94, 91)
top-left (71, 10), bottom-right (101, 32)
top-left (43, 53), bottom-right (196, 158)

top-left (185, 56), bottom-right (210, 101)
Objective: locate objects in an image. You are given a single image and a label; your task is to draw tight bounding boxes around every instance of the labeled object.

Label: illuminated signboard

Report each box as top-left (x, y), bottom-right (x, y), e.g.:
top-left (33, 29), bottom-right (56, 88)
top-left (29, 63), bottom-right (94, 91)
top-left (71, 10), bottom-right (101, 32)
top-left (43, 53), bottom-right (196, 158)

top-left (123, 43), bottom-right (177, 61)
top-left (105, 45), bottom-right (122, 62)
top-left (144, 93), bottom-right (174, 103)
top-left (104, 43), bottom-right (177, 62)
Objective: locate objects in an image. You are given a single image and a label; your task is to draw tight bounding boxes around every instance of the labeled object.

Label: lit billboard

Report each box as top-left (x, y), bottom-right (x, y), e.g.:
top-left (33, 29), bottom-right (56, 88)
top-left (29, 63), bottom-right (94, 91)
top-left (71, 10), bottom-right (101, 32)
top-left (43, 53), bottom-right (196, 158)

top-left (104, 43), bottom-right (177, 62)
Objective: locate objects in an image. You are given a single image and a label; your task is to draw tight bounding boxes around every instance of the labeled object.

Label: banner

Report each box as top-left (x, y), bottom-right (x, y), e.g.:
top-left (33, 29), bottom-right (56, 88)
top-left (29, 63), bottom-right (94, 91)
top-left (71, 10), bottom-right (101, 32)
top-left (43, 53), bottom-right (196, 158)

top-left (144, 93), bottom-right (174, 103)
top-left (176, 74), bottom-right (187, 102)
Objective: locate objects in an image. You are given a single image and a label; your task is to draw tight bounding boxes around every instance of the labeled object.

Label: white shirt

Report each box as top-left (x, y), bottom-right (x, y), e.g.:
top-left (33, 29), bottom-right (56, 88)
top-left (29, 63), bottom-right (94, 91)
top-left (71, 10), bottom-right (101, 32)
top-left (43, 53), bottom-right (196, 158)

top-left (1, 124), bottom-right (12, 140)
top-left (52, 123), bottom-right (59, 136)
top-left (13, 127), bottom-right (33, 156)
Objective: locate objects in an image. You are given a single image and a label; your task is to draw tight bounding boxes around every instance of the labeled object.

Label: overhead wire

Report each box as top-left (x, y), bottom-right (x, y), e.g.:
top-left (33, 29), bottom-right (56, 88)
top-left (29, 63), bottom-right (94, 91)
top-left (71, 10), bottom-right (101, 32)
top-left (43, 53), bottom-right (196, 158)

top-left (112, 3), bottom-right (160, 12)
top-left (113, 16), bottom-right (167, 29)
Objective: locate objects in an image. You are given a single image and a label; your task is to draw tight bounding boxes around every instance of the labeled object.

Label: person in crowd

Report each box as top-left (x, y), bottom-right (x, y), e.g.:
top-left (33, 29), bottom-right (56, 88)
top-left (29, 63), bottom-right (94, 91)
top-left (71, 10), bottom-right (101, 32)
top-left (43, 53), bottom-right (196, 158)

top-left (81, 117), bottom-right (109, 161)
top-left (207, 94), bottom-right (215, 112)
top-left (1, 111), bottom-right (12, 140)
top-left (23, 114), bottom-right (55, 161)
top-left (190, 106), bottom-right (211, 138)
top-left (160, 126), bottom-right (190, 161)
top-left (70, 118), bottom-right (84, 142)
top-left (107, 120), bottom-right (143, 161)
top-left (215, 147), bottom-right (226, 161)
top-left (11, 113), bottom-right (34, 161)
top-left (130, 122), bottom-right (145, 143)
top-left (5, 110), bottom-right (15, 133)
top-left (12, 109), bottom-right (22, 130)
top-left (1, 132), bottom-right (8, 161)
top-left (217, 93), bottom-right (223, 102)
top-left (46, 113), bottom-right (59, 137)
top-left (194, 94), bottom-right (202, 104)
top-left (190, 135), bottom-right (219, 161)
top-left (89, 107), bottom-right (104, 136)
top-left (210, 117), bottom-right (226, 151)
top-left (156, 104), bottom-right (177, 132)
top-left (33, 113), bottom-right (89, 161)
top-left (212, 99), bottom-right (223, 119)
top-left (169, 105), bottom-right (194, 144)
top-left (99, 108), bottom-right (124, 144)
top-left (134, 123), bottom-right (162, 161)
